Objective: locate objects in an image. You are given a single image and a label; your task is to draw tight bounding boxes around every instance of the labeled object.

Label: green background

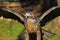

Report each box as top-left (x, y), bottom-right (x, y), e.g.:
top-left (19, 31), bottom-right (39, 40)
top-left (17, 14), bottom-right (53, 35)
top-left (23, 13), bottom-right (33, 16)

top-left (0, 17), bottom-right (60, 40)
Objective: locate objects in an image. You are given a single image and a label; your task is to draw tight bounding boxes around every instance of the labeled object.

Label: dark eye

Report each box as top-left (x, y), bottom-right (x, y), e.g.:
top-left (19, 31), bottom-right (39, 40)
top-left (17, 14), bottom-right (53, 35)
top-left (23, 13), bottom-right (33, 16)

top-left (27, 16), bottom-right (29, 18)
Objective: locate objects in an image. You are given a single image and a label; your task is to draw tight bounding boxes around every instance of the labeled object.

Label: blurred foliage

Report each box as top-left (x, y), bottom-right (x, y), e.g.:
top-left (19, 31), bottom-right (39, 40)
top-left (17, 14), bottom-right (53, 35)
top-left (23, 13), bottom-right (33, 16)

top-left (49, 35), bottom-right (60, 40)
top-left (0, 19), bottom-right (25, 40)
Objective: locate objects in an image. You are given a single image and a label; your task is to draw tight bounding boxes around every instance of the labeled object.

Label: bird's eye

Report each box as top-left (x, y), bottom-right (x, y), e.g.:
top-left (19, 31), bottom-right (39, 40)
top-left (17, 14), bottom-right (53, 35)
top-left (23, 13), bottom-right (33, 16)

top-left (27, 16), bottom-right (29, 18)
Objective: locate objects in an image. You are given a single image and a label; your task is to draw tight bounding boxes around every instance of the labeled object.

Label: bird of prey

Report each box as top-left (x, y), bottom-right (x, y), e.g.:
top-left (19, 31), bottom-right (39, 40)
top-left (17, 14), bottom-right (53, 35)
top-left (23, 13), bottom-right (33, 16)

top-left (0, 6), bottom-right (60, 40)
